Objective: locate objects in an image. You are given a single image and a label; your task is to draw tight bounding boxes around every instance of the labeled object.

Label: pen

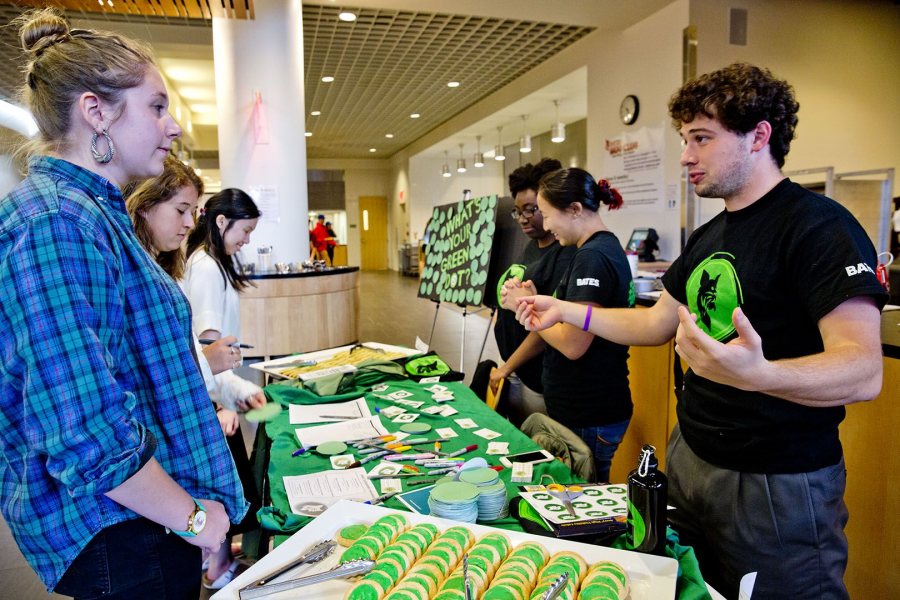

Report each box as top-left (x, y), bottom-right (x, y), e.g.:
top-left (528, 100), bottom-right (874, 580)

top-left (346, 450), bottom-right (389, 469)
top-left (384, 453), bottom-right (435, 461)
top-left (198, 339), bottom-right (254, 349)
top-left (426, 467), bottom-right (458, 476)
top-left (446, 444), bottom-right (478, 458)
top-left (408, 478), bottom-right (438, 486)
top-left (401, 465), bottom-right (420, 473)
top-left (417, 460), bottom-right (464, 467)
top-left (365, 491), bottom-right (399, 506)
top-left (319, 415), bottom-right (359, 420)
top-left (354, 440), bottom-right (397, 453)
top-left (291, 446), bottom-right (307, 457)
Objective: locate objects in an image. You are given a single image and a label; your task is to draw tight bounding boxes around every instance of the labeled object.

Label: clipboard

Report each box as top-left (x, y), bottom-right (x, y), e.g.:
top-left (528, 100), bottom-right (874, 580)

top-left (486, 368), bottom-right (504, 410)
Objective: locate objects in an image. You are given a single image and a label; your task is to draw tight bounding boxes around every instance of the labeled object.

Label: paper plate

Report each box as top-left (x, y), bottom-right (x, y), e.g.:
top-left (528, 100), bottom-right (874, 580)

top-left (400, 422), bottom-right (432, 434)
top-left (316, 441), bottom-right (349, 455)
top-left (244, 403), bottom-right (282, 422)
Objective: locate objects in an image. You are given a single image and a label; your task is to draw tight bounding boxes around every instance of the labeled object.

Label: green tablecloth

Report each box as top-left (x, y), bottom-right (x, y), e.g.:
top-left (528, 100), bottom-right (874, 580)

top-left (260, 375), bottom-right (711, 599)
top-left (263, 379), bottom-right (577, 537)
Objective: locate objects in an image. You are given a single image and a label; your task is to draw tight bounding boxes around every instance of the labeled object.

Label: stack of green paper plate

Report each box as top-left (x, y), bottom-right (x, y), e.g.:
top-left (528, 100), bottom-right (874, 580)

top-left (428, 481), bottom-right (479, 523)
top-left (459, 467), bottom-right (509, 521)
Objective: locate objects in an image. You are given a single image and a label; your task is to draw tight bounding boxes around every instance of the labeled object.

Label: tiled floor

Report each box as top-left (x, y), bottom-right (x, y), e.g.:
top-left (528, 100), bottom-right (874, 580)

top-left (0, 270), bottom-right (500, 599)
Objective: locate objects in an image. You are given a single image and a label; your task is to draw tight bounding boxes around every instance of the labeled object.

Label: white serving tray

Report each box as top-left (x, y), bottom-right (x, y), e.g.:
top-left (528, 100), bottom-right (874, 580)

top-left (212, 499), bottom-right (677, 600)
top-left (250, 342), bottom-right (420, 380)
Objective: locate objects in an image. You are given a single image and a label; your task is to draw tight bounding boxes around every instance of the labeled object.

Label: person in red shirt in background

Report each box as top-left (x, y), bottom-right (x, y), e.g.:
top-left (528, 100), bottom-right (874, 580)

top-left (311, 214), bottom-right (329, 264)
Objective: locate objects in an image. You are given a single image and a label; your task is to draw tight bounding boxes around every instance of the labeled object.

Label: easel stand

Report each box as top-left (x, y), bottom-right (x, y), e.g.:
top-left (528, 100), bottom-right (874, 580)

top-left (425, 301), bottom-right (495, 372)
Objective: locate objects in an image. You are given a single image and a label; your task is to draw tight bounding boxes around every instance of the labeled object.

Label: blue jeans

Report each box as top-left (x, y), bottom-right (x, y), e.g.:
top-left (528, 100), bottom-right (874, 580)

top-left (54, 518), bottom-right (201, 599)
top-left (570, 418), bottom-right (630, 483)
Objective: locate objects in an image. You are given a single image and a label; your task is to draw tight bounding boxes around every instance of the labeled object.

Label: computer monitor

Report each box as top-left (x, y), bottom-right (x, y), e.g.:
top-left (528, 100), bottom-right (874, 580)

top-left (626, 227), bottom-right (659, 260)
top-left (626, 228), bottom-right (649, 253)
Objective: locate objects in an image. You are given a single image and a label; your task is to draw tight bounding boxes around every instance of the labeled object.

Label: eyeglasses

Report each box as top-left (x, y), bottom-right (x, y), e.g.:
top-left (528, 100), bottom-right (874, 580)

top-left (510, 206), bottom-right (540, 220)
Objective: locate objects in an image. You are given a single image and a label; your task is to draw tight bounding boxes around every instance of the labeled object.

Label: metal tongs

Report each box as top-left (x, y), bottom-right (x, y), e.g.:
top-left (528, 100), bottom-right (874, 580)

top-left (463, 553), bottom-right (474, 600)
top-left (238, 539), bottom-right (371, 599)
top-left (540, 572), bottom-right (570, 600)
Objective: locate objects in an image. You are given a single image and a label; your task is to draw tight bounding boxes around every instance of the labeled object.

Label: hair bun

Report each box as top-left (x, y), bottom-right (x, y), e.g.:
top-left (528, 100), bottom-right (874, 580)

top-left (18, 9), bottom-right (70, 54)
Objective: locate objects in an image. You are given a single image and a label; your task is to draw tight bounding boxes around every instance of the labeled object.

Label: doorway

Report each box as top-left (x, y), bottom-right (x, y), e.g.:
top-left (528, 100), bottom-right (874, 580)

top-left (359, 195), bottom-right (388, 270)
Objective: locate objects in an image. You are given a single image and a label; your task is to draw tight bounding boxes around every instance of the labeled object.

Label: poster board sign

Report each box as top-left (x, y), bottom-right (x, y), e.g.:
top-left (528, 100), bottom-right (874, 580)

top-left (417, 195), bottom-right (498, 306)
top-left (601, 122), bottom-right (667, 210)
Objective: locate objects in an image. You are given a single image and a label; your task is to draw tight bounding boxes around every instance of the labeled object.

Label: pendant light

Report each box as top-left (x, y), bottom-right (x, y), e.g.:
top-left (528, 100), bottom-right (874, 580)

top-left (551, 100), bottom-right (566, 143)
top-left (474, 135), bottom-right (485, 167)
top-left (456, 143), bottom-right (467, 173)
top-left (441, 150), bottom-right (451, 178)
top-left (494, 126), bottom-right (506, 161)
top-left (519, 115), bottom-right (532, 153)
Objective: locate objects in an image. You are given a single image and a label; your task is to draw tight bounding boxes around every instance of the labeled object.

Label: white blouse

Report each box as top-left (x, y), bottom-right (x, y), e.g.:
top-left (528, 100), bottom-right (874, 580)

top-left (181, 249), bottom-right (241, 340)
top-left (183, 249), bottom-right (260, 410)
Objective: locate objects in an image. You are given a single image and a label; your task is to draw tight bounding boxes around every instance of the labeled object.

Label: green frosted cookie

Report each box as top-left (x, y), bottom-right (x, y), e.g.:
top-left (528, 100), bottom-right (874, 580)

top-left (578, 580), bottom-right (621, 599)
top-left (344, 579), bottom-right (384, 600)
top-left (337, 524), bottom-right (369, 547)
top-left (362, 568), bottom-right (394, 592)
top-left (483, 585), bottom-right (524, 600)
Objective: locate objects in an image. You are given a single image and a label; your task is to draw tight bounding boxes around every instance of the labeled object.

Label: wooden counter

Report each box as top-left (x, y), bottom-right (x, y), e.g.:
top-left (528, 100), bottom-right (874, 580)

top-left (841, 309), bottom-right (899, 598)
top-left (610, 306), bottom-right (900, 598)
top-left (238, 267), bottom-right (359, 358)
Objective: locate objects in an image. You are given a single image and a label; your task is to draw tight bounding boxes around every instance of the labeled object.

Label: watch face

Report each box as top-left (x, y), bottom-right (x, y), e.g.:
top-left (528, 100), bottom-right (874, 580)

top-left (620, 95), bottom-right (639, 125)
top-left (192, 509), bottom-right (207, 533)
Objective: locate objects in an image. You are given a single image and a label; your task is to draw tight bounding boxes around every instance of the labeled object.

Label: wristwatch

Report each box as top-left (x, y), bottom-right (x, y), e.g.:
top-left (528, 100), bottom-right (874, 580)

top-left (167, 498), bottom-right (207, 537)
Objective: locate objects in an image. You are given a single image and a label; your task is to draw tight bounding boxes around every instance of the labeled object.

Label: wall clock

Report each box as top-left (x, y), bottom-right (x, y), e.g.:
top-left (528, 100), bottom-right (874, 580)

top-left (620, 94), bottom-right (640, 125)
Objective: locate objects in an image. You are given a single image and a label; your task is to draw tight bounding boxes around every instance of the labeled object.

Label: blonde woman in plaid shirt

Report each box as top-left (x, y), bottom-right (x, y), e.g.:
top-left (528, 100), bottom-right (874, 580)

top-left (0, 9), bottom-right (245, 598)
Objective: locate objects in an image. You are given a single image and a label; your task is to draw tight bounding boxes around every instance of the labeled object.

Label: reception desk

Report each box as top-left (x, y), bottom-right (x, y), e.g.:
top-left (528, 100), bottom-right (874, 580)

top-left (238, 267), bottom-right (360, 358)
top-left (614, 304), bottom-right (900, 598)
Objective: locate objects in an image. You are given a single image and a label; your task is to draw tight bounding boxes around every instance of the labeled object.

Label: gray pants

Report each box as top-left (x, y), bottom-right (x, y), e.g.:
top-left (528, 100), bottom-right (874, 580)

top-left (507, 375), bottom-right (547, 426)
top-left (667, 424), bottom-right (849, 600)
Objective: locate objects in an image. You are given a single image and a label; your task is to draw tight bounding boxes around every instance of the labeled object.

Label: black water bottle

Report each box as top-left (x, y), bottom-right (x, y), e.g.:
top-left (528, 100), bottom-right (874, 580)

top-left (626, 444), bottom-right (668, 555)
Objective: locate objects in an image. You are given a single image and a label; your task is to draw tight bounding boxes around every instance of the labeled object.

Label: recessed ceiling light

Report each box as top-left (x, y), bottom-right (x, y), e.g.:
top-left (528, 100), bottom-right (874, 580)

top-left (369, 148), bottom-right (377, 153)
top-left (304, 132), bottom-right (312, 137)
top-left (338, 11), bottom-right (357, 22)
top-left (447, 81), bottom-right (460, 88)
top-left (385, 133), bottom-right (394, 138)
top-left (410, 113), bottom-right (420, 119)
top-left (321, 76), bottom-right (335, 83)
top-left (310, 110), bottom-right (321, 116)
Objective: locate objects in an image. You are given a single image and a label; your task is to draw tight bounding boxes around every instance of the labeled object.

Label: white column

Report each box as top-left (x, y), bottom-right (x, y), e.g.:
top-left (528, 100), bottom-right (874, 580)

top-left (212, 0), bottom-right (309, 264)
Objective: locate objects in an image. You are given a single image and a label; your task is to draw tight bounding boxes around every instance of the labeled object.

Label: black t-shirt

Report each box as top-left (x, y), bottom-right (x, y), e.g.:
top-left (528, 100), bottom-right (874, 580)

top-left (662, 179), bottom-right (888, 474)
top-left (494, 241), bottom-right (575, 392)
top-left (542, 231), bottom-right (634, 428)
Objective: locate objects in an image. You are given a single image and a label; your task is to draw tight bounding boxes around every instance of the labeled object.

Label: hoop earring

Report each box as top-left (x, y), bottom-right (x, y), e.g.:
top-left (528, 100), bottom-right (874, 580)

top-left (91, 130), bottom-right (115, 164)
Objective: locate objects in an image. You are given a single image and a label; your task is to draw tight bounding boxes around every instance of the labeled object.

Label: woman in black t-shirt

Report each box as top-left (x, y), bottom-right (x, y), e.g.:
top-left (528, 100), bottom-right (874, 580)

top-left (501, 168), bottom-right (634, 481)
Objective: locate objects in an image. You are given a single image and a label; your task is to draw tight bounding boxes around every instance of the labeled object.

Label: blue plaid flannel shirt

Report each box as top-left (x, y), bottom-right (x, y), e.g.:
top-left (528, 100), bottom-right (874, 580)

top-left (0, 156), bottom-right (248, 591)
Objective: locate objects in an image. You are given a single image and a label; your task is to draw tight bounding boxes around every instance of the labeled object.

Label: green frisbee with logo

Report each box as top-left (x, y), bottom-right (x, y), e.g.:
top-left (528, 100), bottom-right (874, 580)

top-left (316, 441), bottom-right (348, 455)
top-left (400, 422), bottom-right (432, 434)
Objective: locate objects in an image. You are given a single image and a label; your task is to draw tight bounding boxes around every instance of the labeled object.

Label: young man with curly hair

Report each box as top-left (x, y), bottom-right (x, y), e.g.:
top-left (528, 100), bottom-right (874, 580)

top-left (514, 63), bottom-right (886, 599)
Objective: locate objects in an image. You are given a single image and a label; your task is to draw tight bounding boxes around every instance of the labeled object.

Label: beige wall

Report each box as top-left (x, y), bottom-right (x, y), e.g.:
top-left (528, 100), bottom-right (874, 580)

top-left (586, 0), bottom-right (689, 261)
top-left (308, 158), bottom-right (391, 267)
top-left (691, 0), bottom-right (900, 196)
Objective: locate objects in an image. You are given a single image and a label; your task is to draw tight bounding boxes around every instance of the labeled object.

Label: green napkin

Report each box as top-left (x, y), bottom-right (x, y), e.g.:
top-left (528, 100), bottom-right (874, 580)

top-left (256, 506), bottom-right (309, 534)
top-left (610, 527), bottom-right (712, 600)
